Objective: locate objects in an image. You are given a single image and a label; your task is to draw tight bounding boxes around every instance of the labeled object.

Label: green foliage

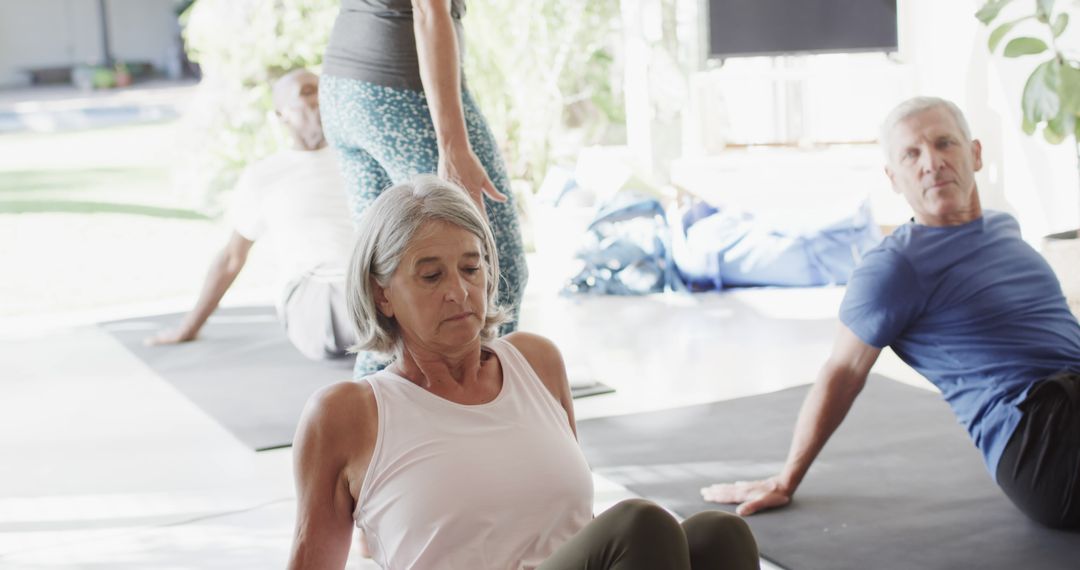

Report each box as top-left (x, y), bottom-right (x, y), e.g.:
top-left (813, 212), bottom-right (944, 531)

top-left (989, 16), bottom-right (1033, 52)
top-left (177, 0), bottom-right (337, 213)
top-left (1003, 36), bottom-right (1048, 56)
top-left (177, 0), bottom-right (623, 212)
top-left (464, 0), bottom-right (624, 187)
top-left (980, 0), bottom-right (1079, 147)
top-left (977, 0), bottom-right (1017, 25)
top-left (1052, 13), bottom-right (1069, 37)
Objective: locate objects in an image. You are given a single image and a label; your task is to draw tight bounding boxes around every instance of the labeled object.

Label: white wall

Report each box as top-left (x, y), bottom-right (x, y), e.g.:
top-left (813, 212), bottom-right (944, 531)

top-left (631, 0), bottom-right (1080, 238)
top-left (0, 0), bottom-right (179, 87)
top-left (899, 0), bottom-right (1079, 239)
top-left (107, 0), bottom-right (182, 71)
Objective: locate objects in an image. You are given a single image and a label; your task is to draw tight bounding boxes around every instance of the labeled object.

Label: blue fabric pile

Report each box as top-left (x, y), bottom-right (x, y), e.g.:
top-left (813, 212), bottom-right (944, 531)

top-left (564, 192), bottom-right (683, 295)
top-left (563, 193), bottom-right (882, 295)
top-left (670, 199), bottom-right (882, 290)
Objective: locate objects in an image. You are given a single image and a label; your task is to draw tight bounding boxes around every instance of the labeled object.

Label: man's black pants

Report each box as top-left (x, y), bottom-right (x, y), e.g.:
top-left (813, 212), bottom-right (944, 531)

top-left (996, 370), bottom-right (1080, 529)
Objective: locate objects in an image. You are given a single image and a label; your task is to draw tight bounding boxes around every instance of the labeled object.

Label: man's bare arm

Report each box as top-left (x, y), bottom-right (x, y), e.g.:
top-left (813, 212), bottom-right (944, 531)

top-left (701, 325), bottom-right (881, 515)
top-left (145, 231), bottom-right (254, 345)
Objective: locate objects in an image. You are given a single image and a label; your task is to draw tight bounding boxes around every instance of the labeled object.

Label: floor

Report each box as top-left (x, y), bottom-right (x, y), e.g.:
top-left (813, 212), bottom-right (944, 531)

top-left (0, 254), bottom-right (930, 569)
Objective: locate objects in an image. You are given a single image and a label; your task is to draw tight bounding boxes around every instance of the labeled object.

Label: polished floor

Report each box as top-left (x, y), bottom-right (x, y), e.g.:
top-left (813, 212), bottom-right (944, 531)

top-left (0, 256), bottom-right (929, 569)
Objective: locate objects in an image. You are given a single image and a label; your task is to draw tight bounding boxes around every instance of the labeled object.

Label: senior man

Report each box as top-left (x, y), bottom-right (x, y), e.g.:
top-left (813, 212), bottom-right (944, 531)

top-left (702, 96), bottom-right (1080, 529)
top-left (146, 69), bottom-right (356, 360)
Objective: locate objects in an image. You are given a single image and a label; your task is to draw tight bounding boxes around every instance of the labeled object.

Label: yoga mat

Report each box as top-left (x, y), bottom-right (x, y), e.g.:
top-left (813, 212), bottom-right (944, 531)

top-left (577, 376), bottom-right (1080, 570)
top-left (103, 306), bottom-right (613, 451)
top-left (102, 306), bottom-right (352, 451)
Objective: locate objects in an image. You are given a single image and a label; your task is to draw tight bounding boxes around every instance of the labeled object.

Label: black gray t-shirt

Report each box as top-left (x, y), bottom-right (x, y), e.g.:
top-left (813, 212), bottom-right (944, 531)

top-left (323, 0), bottom-right (466, 91)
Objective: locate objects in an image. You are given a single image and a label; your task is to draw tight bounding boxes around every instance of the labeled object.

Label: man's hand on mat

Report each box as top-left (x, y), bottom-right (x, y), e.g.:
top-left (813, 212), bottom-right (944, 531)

top-left (438, 144), bottom-right (506, 216)
top-left (700, 477), bottom-right (792, 516)
top-left (144, 328), bottom-right (196, 346)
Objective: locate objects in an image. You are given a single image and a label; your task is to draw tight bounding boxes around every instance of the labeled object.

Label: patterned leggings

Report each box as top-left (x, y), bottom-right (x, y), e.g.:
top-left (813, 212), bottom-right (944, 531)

top-left (319, 75), bottom-right (528, 377)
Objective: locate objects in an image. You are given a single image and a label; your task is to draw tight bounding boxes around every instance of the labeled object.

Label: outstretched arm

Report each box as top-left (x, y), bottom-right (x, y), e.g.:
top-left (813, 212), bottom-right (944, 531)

top-left (412, 0), bottom-right (506, 214)
top-left (701, 325), bottom-right (881, 515)
top-left (145, 231), bottom-right (254, 346)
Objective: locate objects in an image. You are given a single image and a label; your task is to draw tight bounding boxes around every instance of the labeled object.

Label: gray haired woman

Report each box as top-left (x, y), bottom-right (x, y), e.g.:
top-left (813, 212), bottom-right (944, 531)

top-left (288, 175), bottom-right (760, 569)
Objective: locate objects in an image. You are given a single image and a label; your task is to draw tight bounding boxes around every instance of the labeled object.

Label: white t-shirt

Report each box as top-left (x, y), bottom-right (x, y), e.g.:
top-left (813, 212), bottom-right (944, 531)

top-left (228, 147), bottom-right (354, 299)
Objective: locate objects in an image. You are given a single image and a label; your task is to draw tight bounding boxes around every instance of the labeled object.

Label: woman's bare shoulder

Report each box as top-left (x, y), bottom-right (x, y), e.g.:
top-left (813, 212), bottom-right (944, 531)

top-left (502, 332), bottom-right (568, 393)
top-left (308, 379), bottom-right (377, 415)
top-left (503, 331), bottom-right (562, 370)
top-left (297, 380), bottom-right (379, 451)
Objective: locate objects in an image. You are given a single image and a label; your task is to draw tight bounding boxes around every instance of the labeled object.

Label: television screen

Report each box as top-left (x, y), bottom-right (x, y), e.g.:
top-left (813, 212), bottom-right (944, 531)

top-left (708, 0), bottom-right (898, 58)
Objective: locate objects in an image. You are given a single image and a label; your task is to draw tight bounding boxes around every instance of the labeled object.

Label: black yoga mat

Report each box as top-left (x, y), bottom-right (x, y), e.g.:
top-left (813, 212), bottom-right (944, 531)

top-left (103, 306), bottom-right (613, 451)
top-left (577, 376), bottom-right (1080, 570)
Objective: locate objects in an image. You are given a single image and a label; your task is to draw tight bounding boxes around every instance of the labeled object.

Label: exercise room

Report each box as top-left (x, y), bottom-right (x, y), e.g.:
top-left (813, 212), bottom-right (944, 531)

top-left (2, 0), bottom-right (1078, 568)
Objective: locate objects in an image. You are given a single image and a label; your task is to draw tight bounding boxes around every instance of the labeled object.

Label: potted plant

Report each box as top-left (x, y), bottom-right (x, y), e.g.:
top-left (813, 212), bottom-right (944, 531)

top-left (978, 0), bottom-right (1080, 312)
top-left (114, 61), bottom-right (132, 87)
top-left (90, 65), bottom-right (116, 89)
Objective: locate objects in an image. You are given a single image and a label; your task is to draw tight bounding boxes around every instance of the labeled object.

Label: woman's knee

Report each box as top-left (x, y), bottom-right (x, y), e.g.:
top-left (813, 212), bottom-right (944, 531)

top-left (683, 510), bottom-right (753, 543)
top-left (682, 510), bottom-right (759, 570)
top-left (605, 499), bottom-right (683, 542)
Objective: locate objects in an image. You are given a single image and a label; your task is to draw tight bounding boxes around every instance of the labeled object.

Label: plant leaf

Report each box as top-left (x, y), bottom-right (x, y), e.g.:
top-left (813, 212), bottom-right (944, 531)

top-left (1058, 64), bottom-right (1080, 115)
top-left (989, 16), bottom-right (1033, 52)
top-left (1004, 37), bottom-right (1049, 57)
top-left (1037, 0), bottom-right (1055, 23)
top-left (1052, 13), bottom-right (1069, 38)
top-left (1044, 120), bottom-right (1066, 144)
top-left (1049, 111), bottom-right (1076, 144)
top-left (1022, 114), bottom-right (1038, 135)
top-left (1022, 60), bottom-right (1062, 124)
top-left (976, 0), bottom-right (1016, 24)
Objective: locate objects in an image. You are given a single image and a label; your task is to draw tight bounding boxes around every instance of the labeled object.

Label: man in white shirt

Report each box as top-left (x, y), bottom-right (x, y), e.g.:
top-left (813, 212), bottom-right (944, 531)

top-left (146, 69), bottom-right (357, 360)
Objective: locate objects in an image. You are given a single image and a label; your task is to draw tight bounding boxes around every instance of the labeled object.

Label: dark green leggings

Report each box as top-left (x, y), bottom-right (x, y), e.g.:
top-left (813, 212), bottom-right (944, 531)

top-left (539, 499), bottom-right (760, 570)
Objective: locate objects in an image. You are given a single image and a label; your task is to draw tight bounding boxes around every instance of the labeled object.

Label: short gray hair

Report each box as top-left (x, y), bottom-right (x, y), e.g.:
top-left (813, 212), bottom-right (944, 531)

top-left (879, 96), bottom-right (972, 158)
top-left (346, 175), bottom-right (510, 359)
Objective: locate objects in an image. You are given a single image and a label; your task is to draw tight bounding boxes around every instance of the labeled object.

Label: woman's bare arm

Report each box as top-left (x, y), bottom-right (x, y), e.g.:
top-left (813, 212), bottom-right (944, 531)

top-left (412, 0), bottom-right (506, 213)
top-left (288, 382), bottom-right (378, 569)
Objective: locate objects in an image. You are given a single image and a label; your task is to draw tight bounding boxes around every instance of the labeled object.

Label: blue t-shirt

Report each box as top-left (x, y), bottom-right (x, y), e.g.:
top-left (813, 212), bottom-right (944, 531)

top-left (839, 211), bottom-right (1080, 478)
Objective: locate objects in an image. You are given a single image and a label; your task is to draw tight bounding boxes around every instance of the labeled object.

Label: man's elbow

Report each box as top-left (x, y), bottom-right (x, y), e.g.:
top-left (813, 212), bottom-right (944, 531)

top-left (219, 249), bottom-right (248, 276)
top-left (819, 361), bottom-right (869, 396)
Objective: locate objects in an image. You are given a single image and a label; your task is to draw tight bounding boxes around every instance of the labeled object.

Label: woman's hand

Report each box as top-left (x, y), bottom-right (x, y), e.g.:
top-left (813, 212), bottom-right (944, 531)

top-left (438, 143), bottom-right (506, 216)
top-left (700, 476), bottom-right (793, 516)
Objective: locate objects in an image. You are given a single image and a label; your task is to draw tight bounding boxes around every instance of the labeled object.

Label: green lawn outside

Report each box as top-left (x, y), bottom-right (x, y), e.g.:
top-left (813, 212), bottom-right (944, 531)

top-left (0, 121), bottom-right (277, 319)
top-left (0, 121), bottom-right (207, 219)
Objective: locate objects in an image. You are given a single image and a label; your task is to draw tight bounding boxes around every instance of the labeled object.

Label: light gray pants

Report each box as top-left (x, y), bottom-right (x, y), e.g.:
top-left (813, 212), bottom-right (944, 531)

top-left (280, 265), bottom-right (357, 361)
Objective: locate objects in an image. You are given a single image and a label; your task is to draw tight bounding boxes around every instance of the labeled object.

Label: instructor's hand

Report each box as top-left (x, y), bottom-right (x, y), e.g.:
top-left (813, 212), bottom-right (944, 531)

top-left (144, 327), bottom-right (196, 347)
top-left (438, 145), bottom-right (506, 216)
top-left (700, 476), bottom-right (792, 516)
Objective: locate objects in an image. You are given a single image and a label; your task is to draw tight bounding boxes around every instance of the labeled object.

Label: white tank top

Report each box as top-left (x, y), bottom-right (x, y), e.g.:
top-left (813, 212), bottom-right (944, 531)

top-left (355, 338), bottom-right (594, 570)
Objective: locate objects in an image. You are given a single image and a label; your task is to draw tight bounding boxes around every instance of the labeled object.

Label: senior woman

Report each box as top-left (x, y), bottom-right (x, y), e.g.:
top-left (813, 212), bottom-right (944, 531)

top-left (287, 175), bottom-right (760, 569)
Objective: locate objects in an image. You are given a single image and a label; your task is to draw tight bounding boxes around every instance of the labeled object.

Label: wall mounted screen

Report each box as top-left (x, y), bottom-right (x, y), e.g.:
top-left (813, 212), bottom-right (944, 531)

top-left (708, 0), bottom-right (898, 58)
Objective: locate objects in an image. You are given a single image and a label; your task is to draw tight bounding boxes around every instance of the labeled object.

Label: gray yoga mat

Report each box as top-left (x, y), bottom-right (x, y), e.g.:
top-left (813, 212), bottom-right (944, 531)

top-left (103, 306), bottom-right (613, 451)
top-left (102, 306), bottom-right (352, 451)
top-left (577, 376), bottom-right (1080, 570)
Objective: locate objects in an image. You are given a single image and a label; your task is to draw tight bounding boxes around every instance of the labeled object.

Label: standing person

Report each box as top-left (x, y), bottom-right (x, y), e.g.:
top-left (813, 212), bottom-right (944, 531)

top-left (287, 175), bottom-right (759, 569)
top-left (320, 0), bottom-right (528, 377)
top-left (701, 97), bottom-right (1080, 529)
top-left (146, 69), bottom-right (357, 361)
